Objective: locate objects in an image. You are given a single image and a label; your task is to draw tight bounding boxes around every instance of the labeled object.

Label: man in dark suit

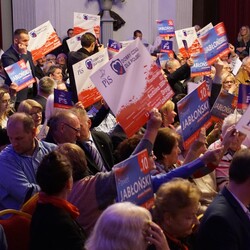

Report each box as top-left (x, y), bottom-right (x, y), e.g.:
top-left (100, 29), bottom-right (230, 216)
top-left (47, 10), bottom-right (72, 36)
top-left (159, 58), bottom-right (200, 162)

top-left (195, 148), bottom-right (250, 250)
top-left (73, 107), bottom-right (114, 175)
top-left (67, 32), bottom-right (100, 103)
top-left (1, 29), bottom-right (37, 108)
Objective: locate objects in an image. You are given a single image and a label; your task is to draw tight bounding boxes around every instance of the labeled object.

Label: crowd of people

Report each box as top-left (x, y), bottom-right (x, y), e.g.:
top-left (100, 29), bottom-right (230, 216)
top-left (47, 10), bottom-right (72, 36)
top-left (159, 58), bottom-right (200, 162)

top-left (0, 23), bottom-right (250, 250)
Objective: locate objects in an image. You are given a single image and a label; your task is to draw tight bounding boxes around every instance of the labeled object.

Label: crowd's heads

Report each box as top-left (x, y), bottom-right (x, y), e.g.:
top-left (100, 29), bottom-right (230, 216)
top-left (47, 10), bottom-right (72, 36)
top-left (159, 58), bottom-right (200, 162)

top-left (0, 86), bottom-right (11, 116)
top-left (242, 56), bottom-right (250, 76)
top-left (133, 30), bottom-right (143, 40)
top-left (80, 32), bottom-right (96, 50)
top-left (71, 108), bottom-right (91, 141)
top-left (221, 112), bottom-right (246, 152)
top-left (153, 127), bottom-right (180, 165)
top-left (56, 143), bottom-right (88, 181)
top-left (46, 64), bottom-right (63, 82)
top-left (13, 29), bottom-right (29, 51)
top-left (17, 99), bottom-right (43, 127)
top-left (229, 148), bottom-right (250, 184)
top-left (85, 202), bottom-right (151, 250)
top-left (36, 150), bottom-right (72, 196)
top-left (38, 76), bottom-right (55, 95)
top-left (48, 110), bottom-right (81, 144)
top-left (7, 112), bottom-right (36, 155)
top-left (159, 100), bottom-right (177, 126)
top-left (221, 72), bottom-right (236, 92)
top-left (153, 178), bottom-right (201, 238)
top-left (237, 25), bottom-right (250, 41)
top-left (67, 28), bottom-right (74, 38)
top-left (165, 59), bottom-right (181, 74)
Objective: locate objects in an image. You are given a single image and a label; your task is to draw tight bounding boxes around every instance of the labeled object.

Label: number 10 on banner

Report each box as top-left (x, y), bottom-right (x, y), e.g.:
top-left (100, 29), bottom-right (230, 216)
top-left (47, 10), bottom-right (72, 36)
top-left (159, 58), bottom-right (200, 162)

top-left (138, 150), bottom-right (152, 174)
top-left (197, 81), bottom-right (209, 101)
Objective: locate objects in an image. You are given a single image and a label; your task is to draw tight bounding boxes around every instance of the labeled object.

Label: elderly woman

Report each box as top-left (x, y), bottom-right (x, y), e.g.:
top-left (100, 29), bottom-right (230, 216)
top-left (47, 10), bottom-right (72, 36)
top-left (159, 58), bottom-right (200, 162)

top-left (85, 202), bottom-right (170, 250)
top-left (221, 72), bottom-right (238, 95)
top-left (30, 151), bottom-right (86, 250)
top-left (17, 99), bottom-right (48, 139)
top-left (151, 178), bottom-right (201, 250)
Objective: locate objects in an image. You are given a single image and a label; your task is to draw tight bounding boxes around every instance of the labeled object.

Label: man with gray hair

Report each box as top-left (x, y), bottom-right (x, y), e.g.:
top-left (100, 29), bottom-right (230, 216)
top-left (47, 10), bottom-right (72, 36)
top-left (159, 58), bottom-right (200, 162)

top-left (0, 112), bottom-right (56, 210)
top-left (236, 56), bottom-right (250, 85)
top-left (33, 76), bottom-right (55, 122)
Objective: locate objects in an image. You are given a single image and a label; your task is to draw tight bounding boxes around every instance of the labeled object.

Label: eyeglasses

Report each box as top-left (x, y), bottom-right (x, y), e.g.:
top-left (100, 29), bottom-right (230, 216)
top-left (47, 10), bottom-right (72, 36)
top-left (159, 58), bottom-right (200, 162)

top-left (63, 123), bottom-right (81, 133)
top-left (29, 110), bottom-right (42, 116)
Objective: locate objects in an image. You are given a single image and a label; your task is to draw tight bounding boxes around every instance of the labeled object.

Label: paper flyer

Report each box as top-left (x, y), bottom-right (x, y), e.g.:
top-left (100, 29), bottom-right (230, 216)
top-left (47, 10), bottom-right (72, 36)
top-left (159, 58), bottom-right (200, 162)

top-left (73, 48), bottom-right (109, 108)
top-left (232, 57), bottom-right (242, 76)
top-left (66, 29), bottom-right (95, 52)
top-left (235, 104), bottom-right (250, 137)
top-left (177, 81), bottom-right (212, 149)
top-left (210, 89), bottom-right (237, 122)
top-left (237, 84), bottom-right (250, 109)
top-left (28, 21), bottom-right (62, 61)
top-left (4, 59), bottom-right (36, 92)
top-left (114, 149), bottom-right (154, 209)
top-left (156, 20), bottom-right (175, 38)
top-left (73, 12), bottom-right (100, 39)
top-left (54, 89), bottom-right (74, 109)
top-left (196, 23), bottom-right (213, 38)
top-left (90, 38), bottom-right (174, 137)
top-left (199, 22), bottom-right (230, 65)
top-left (107, 39), bottom-right (122, 59)
top-left (175, 27), bottom-right (211, 77)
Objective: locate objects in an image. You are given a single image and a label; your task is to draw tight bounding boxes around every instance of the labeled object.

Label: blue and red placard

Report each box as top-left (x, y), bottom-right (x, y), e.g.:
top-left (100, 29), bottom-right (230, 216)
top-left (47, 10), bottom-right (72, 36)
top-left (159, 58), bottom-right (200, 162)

top-left (54, 89), bottom-right (74, 109)
top-left (210, 89), bottom-right (237, 122)
top-left (177, 81), bottom-right (212, 149)
top-left (156, 20), bottom-right (175, 38)
top-left (4, 59), bottom-right (36, 91)
top-left (114, 149), bottom-right (154, 210)
top-left (237, 84), bottom-right (250, 109)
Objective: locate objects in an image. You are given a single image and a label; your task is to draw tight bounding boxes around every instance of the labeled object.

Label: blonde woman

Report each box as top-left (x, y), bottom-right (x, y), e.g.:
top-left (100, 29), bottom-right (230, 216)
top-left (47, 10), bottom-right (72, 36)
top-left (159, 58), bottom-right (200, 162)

top-left (221, 72), bottom-right (238, 95)
top-left (17, 99), bottom-right (48, 139)
top-left (235, 25), bottom-right (250, 59)
top-left (159, 100), bottom-right (177, 129)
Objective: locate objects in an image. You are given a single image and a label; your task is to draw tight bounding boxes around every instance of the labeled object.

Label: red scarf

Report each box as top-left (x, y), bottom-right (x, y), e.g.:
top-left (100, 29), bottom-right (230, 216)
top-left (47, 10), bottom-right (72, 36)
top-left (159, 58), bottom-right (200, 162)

top-left (164, 231), bottom-right (189, 250)
top-left (38, 192), bottom-right (80, 219)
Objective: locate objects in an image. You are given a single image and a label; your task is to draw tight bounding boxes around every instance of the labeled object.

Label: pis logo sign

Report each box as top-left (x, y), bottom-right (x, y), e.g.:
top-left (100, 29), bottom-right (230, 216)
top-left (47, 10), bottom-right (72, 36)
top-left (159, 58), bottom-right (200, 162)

top-left (85, 59), bottom-right (93, 70)
top-left (110, 59), bottom-right (126, 75)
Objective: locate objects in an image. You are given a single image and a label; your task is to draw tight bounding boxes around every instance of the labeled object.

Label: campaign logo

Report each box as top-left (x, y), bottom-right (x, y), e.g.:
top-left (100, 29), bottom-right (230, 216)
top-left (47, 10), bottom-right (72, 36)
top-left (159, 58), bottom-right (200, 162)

top-left (162, 41), bottom-right (172, 50)
top-left (85, 59), bottom-right (93, 70)
top-left (111, 59), bottom-right (126, 75)
top-left (77, 35), bottom-right (81, 41)
top-left (83, 15), bottom-right (88, 20)
top-left (30, 32), bottom-right (37, 38)
top-left (108, 40), bottom-right (121, 51)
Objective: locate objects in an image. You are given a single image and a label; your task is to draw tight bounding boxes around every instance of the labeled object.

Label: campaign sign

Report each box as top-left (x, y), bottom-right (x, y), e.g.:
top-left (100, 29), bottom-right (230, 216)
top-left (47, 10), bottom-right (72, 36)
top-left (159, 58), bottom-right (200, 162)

top-left (237, 84), bottom-right (250, 109)
top-left (156, 20), bottom-right (175, 38)
top-left (199, 22), bottom-right (230, 65)
top-left (210, 89), bottom-right (237, 122)
top-left (73, 48), bottom-right (109, 108)
top-left (157, 52), bottom-right (174, 68)
top-left (54, 89), bottom-right (73, 109)
top-left (28, 21), bottom-right (62, 61)
top-left (90, 38), bottom-right (174, 137)
top-left (236, 104), bottom-right (250, 137)
top-left (175, 27), bottom-right (210, 77)
top-left (177, 81), bottom-right (212, 149)
top-left (107, 39), bottom-right (122, 59)
top-left (160, 40), bottom-right (173, 53)
top-left (114, 149), bottom-right (154, 209)
top-left (73, 12), bottom-right (100, 39)
top-left (66, 29), bottom-right (95, 52)
top-left (5, 59), bottom-right (36, 91)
